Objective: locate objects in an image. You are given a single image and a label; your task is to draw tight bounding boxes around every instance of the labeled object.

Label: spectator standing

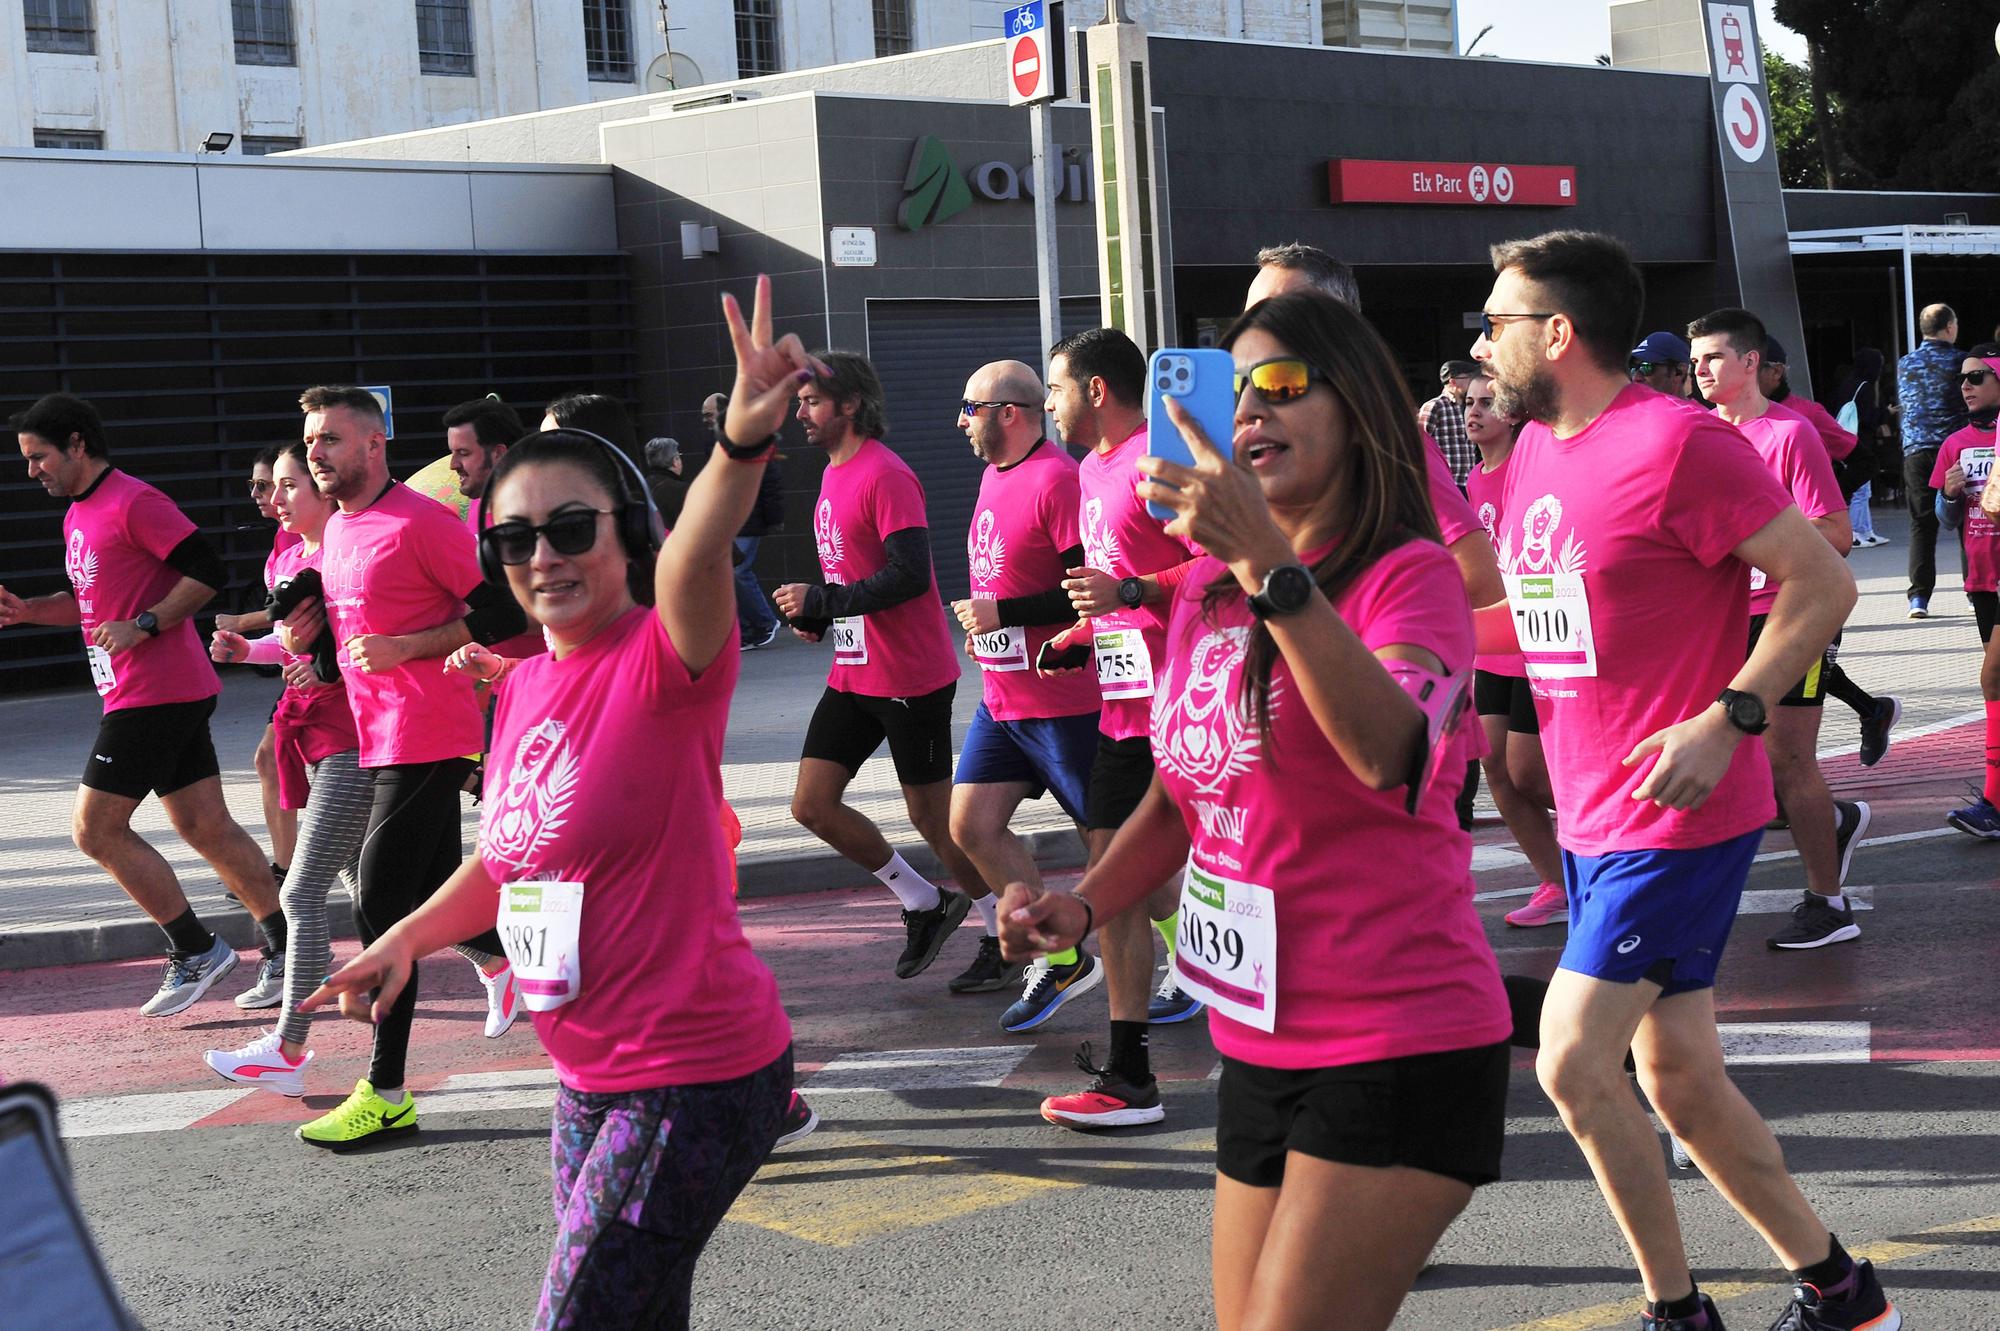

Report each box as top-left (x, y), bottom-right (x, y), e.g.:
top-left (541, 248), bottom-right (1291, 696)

top-left (643, 436), bottom-right (689, 530)
top-left (1418, 360), bottom-right (1479, 487)
top-left (1896, 304), bottom-right (1967, 616)
top-left (1834, 349), bottom-right (1890, 545)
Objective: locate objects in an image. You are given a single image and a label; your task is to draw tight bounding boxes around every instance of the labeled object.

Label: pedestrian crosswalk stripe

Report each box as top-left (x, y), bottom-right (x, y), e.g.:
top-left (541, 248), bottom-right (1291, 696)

top-left (802, 1045), bottom-right (1033, 1095)
top-left (423, 1066), bottom-right (560, 1114)
top-left (1736, 886), bottom-right (1873, 913)
top-left (60, 1088), bottom-right (251, 1139)
top-left (1720, 1020), bottom-right (1869, 1064)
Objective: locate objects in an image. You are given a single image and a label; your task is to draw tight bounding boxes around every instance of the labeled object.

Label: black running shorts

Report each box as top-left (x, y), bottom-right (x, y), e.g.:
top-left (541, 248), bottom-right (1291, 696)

top-left (801, 682), bottom-right (956, 786)
top-left (1084, 733), bottom-right (1156, 831)
top-left (1215, 1041), bottom-right (1509, 1190)
top-left (1747, 614), bottom-right (1836, 709)
top-left (1472, 669), bottom-right (1540, 735)
top-left (82, 697), bottom-right (222, 800)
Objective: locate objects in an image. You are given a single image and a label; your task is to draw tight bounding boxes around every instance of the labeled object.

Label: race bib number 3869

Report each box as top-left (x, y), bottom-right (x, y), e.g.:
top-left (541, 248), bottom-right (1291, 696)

top-left (1173, 861), bottom-right (1277, 1033)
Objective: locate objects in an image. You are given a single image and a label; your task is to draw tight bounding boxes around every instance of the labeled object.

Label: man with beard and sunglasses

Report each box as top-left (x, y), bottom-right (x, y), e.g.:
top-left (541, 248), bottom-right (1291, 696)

top-left (1936, 344), bottom-right (2000, 839)
top-left (1473, 230), bottom-right (1896, 1331)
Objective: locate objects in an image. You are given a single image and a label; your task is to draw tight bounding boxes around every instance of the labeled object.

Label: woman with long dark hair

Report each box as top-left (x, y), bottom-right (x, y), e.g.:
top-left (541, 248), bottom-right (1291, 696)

top-left (1000, 289), bottom-right (1510, 1331)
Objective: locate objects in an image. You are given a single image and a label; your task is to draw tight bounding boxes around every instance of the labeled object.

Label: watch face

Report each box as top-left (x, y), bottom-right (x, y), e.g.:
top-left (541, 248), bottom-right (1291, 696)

top-left (1268, 564), bottom-right (1314, 611)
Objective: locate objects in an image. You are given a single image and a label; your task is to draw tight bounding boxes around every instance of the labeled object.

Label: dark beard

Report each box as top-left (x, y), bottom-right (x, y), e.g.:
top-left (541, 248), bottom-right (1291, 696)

top-left (1491, 365), bottom-right (1560, 425)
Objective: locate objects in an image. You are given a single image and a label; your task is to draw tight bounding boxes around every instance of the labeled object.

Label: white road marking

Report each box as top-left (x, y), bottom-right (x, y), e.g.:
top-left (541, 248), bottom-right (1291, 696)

top-left (1739, 886), bottom-right (1873, 913)
top-left (803, 1045), bottom-right (1032, 1095)
top-left (421, 1066), bottom-right (561, 1115)
top-left (1721, 1021), bottom-right (1870, 1064)
top-left (60, 1088), bottom-right (251, 1139)
top-left (1816, 706), bottom-right (1980, 763)
top-left (1472, 844), bottom-right (1531, 873)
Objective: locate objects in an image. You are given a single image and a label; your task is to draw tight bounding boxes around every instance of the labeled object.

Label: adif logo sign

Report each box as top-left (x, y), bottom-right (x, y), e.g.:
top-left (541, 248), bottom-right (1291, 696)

top-left (897, 136), bottom-right (1095, 232)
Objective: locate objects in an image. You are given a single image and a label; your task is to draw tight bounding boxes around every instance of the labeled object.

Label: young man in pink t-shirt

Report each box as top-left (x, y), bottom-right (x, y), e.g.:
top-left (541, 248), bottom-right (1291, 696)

top-left (1690, 309), bottom-right (1869, 952)
top-left (1936, 345), bottom-right (2000, 839)
top-left (1477, 231), bottom-right (1896, 1331)
top-left (0, 393), bottom-right (282, 1018)
top-left (770, 352), bottom-right (995, 984)
top-left (945, 359), bottom-right (1101, 1000)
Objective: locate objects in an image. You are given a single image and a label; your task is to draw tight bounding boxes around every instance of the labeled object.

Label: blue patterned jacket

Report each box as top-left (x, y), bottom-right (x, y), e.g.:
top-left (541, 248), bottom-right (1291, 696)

top-left (1896, 339), bottom-right (1967, 452)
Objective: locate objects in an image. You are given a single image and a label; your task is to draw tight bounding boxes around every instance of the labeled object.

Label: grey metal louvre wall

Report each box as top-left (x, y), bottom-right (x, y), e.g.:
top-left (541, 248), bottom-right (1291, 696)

top-left (864, 296), bottom-right (1099, 601)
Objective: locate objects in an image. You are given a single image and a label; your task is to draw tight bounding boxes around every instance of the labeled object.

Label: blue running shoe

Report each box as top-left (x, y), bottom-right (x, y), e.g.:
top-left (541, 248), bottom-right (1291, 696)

top-left (1947, 792), bottom-right (2000, 841)
top-left (1147, 967), bottom-right (1204, 1024)
top-left (999, 951), bottom-right (1103, 1033)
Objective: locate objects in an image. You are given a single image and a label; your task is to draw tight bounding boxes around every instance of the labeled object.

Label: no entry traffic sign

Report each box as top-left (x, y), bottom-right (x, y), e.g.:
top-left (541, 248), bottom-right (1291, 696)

top-left (1004, 0), bottom-right (1052, 105)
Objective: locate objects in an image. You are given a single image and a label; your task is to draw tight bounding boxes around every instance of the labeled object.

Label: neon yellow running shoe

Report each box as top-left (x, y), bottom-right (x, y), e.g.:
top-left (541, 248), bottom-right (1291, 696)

top-left (297, 1079), bottom-right (418, 1151)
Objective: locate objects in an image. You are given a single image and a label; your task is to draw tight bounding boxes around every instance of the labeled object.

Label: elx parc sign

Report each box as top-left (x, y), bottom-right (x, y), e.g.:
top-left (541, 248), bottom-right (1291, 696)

top-left (1327, 159), bottom-right (1577, 208)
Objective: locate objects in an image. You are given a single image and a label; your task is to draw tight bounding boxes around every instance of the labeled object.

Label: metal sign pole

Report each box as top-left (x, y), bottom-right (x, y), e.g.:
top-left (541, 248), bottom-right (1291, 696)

top-left (1030, 100), bottom-right (1061, 370)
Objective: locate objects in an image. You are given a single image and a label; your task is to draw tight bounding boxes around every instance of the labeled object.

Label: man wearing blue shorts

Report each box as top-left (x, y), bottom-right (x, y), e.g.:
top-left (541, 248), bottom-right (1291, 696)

top-left (946, 360), bottom-right (1105, 1000)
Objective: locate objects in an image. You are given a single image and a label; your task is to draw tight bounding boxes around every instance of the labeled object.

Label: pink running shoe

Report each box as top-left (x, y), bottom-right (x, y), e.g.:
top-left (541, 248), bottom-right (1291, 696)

top-left (1505, 882), bottom-right (1569, 929)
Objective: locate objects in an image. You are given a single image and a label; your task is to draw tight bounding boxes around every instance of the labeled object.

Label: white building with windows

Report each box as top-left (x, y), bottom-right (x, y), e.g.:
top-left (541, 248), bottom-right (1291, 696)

top-left (1, 0), bottom-right (1456, 154)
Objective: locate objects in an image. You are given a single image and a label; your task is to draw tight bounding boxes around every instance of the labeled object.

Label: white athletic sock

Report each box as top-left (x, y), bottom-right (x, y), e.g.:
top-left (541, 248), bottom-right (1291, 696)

top-left (875, 851), bottom-right (942, 912)
top-left (973, 893), bottom-right (999, 935)
top-left (1820, 892), bottom-right (1847, 911)
top-left (375, 1085), bottom-right (406, 1104)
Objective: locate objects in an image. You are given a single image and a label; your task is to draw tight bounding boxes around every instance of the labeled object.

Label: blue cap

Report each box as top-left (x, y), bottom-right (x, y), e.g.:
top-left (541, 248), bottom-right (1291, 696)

top-left (1630, 331), bottom-right (1690, 365)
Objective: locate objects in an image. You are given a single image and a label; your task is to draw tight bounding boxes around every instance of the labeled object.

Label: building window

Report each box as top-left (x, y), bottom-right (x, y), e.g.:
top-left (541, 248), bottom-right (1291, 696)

top-left (734, 0), bottom-right (779, 77)
top-left (33, 128), bottom-right (103, 150)
top-left (417, 0), bottom-right (474, 75)
top-left (25, 0), bottom-right (93, 54)
top-left (873, 0), bottom-right (913, 57)
top-left (232, 0), bottom-right (294, 65)
top-left (242, 135), bottom-right (302, 155)
top-left (582, 0), bottom-right (634, 81)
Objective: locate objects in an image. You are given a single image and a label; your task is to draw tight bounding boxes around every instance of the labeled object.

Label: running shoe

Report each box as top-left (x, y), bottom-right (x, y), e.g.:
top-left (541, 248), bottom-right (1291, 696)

top-left (894, 888), bottom-right (971, 979)
top-left (1040, 1042), bottom-right (1165, 1130)
top-left (1767, 1259), bottom-right (1899, 1331)
top-left (1947, 792), bottom-right (2000, 840)
top-left (204, 1029), bottom-right (311, 1098)
top-left (1907, 597), bottom-right (1928, 619)
top-left (1856, 696), bottom-right (1901, 768)
top-left (1147, 967), bottom-right (1204, 1024)
top-left (1639, 1292), bottom-right (1725, 1331)
top-left (234, 949), bottom-right (286, 1010)
top-left (1832, 799), bottom-right (1870, 886)
top-left (1766, 891), bottom-right (1860, 951)
top-left (139, 933), bottom-right (239, 1018)
top-left (297, 1079), bottom-right (418, 1151)
top-left (1669, 1135), bottom-right (1694, 1171)
top-left (774, 1091), bottom-right (819, 1148)
top-left (477, 960), bottom-right (519, 1038)
top-left (743, 621), bottom-right (781, 651)
top-left (999, 950), bottom-right (1103, 1033)
top-left (947, 935), bottom-right (1023, 994)
top-left (1505, 882), bottom-right (1569, 929)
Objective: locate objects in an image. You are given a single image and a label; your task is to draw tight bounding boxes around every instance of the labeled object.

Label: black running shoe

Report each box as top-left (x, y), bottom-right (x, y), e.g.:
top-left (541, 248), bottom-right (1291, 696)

top-left (1639, 1292), bottom-right (1725, 1331)
top-left (1766, 891), bottom-right (1860, 951)
top-left (947, 934), bottom-right (1022, 993)
top-left (1831, 799), bottom-right (1870, 886)
top-left (1857, 696), bottom-right (1901, 768)
top-left (1768, 1259), bottom-right (1900, 1331)
top-left (774, 1091), bottom-right (819, 1148)
top-left (894, 888), bottom-right (971, 979)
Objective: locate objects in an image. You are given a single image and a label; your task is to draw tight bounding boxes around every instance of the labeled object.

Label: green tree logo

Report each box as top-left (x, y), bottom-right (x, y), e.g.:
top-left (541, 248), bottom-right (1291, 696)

top-left (897, 135), bottom-right (973, 232)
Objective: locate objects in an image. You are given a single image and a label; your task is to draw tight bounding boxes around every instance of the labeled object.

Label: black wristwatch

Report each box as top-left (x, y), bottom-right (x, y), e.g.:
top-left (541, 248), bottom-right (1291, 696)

top-left (134, 610), bottom-right (160, 637)
top-left (1717, 688), bottom-right (1768, 736)
top-left (1116, 576), bottom-right (1145, 610)
top-left (1248, 564), bottom-right (1315, 621)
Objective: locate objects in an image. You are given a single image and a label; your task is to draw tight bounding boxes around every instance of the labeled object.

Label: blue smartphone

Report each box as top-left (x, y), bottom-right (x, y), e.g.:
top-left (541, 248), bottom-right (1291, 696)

top-left (1145, 348), bottom-right (1237, 522)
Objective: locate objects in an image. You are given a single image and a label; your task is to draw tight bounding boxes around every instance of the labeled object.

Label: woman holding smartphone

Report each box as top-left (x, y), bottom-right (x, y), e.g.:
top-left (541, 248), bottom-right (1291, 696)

top-left (1000, 289), bottom-right (1510, 1331)
top-left (306, 277), bottom-right (820, 1330)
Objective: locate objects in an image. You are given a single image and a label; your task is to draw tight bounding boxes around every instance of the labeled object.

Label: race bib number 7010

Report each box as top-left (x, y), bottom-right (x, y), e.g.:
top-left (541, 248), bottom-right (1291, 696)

top-left (1502, 570), bottom-right (1598, 680)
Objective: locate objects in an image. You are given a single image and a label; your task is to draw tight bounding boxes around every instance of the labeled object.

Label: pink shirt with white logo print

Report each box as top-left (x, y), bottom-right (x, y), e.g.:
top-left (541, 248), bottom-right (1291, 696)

top-left (1496, 384), bottom-right (1788, 855)
top-left (1733, 409), bottom-right (1843, 617)
top-left (1464, 450), bottom-right (1524, 678)
top-left (1151, 538), bottom-right (1508, 1069)
top-left (1933, 423), bottom-right (2000, 593)
top-left (1424, 436), bottom-right (1482, 547)
top-left (62, 468), bottom-right (219, 713)
top-left (813, 437), bottom-right (960, 698)
top-left (968, 440), bottom-right (1102, 722)
top-left (480, 605), bottom-right (790, 1093)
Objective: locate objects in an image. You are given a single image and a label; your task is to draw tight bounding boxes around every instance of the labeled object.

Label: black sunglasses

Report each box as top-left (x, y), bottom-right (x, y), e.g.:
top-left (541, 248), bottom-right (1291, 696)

top-left (482, 509), bottom-right (612, 566)
top-left (1631, 361), bottom-right (1688, 378)
top-left (1480, 312), bottom-right (1556, 340)
top-left (960, 399), bottom-right (1037, 415)
top-left (1960, 370), bottom-right (1994, 387)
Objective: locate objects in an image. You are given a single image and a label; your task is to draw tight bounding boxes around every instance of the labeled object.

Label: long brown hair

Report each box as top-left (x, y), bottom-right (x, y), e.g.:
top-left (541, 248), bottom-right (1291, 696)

top-left (1203, 289), bottom-right (1442, 744)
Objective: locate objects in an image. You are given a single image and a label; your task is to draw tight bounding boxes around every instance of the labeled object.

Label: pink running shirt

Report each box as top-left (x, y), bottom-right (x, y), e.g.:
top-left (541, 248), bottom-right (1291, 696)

top-left (1733, 409), bottom-right (1844, 617)
top-left (967, 441), bottom-right (1101, 721)
top-left (263, 527), bottom-right (303, 593)
top-left (320, 482), bottom-right (484, 767)
top-left (480, 606), bottom-right (791, 1093)
top-left (812, 438), bottom-right (959, 698)
top-left (1425, 436), bottom-right (1482, 547)
top-left (1771, 396), bottom-right (1858, 462)
top-left (1077, 426), bottom-right (1199, 741)
top-left (1465, 451), bottom-right (1524, 679)
top-left (62, 468), bottom-right (219, 713)
top-left (1151, 539), bottom-right (1508, 1068)
top-left (1933, 423), bottom-right (2000, 593)
top-left (1496, 384), bottom-right (1788, 855)
top-left (265, 540), bottom-right (360, 809)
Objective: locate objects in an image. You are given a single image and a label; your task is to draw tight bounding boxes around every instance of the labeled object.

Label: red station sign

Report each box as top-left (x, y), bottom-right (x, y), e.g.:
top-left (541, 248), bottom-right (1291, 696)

top-left (1327, 159), bottom-right (1577, 208)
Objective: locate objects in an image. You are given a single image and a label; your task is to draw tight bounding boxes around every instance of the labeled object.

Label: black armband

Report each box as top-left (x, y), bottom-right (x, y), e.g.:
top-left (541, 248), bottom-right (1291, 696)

top-left (164, 533), bottom-right (226, 593)
top-left (463, 580), bottom-right (528, 646)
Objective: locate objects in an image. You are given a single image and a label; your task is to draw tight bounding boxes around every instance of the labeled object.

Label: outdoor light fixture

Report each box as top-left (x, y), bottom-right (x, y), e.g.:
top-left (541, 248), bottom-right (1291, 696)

top-left (201, 132), bottom-right (234, 153)
top-left (679, 221), bottom-right (720, 260)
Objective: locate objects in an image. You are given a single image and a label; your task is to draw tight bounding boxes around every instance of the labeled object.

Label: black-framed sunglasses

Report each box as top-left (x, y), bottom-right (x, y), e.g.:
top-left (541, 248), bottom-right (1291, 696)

top-left (247, 479), bottom-right (276, 496)
top-left (1631, 361), bottom-right (1688, 378)
top-left (960, 399), bottom-right (1037, 415)
top-left (1234, 357), bottom-right (1330, 405)
top-left (1959, 370), bottom-right (1994, 387)
top-left (482, 509), bottom-right (612, 566)
top-left (1481, 312), bottom-right (1556, 340)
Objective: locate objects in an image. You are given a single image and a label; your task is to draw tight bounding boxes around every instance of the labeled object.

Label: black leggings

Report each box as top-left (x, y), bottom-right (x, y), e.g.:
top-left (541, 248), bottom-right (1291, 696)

top-left (356, 758), bottom-right (501, 1088)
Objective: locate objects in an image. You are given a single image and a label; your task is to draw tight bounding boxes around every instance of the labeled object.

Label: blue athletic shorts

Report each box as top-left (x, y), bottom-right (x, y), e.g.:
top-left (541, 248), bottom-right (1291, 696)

top-left (1558, 827), bottom-right (1762, 996)
top-left (952, 703), bottom-right (1100, 824)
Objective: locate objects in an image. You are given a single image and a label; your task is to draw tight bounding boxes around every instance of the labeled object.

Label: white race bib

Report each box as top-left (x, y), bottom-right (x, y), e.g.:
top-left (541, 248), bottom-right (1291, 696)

top-left (1173, 861), bottom-right (1277, 1033)
top-left (832, 616), bottom-right (868, 667)
top-left (85, 642), bottom-right (116, 695)
top-left (1748, 566), bottom-right (1768, 593)
top-left (1964, 447), bottom-right (1995, 497)
top-left (498, 880), bottom-right (584, 1012)
top-left (1503, 571), bottom-right (1598, 680)
top-left (1093, 626), bottom-right (1155, 700)
top-left (972, 625), bottom-right (1028, 672)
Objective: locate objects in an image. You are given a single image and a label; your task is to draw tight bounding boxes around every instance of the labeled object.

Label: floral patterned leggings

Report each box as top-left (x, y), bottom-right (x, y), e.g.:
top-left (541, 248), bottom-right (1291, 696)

top-left (537, 1047), bottom-right (792, 1330)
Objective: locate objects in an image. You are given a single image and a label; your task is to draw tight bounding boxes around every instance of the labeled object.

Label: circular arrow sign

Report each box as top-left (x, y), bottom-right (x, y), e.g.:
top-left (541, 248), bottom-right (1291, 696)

top-left (1724, 84), bottom-right (1767, 163)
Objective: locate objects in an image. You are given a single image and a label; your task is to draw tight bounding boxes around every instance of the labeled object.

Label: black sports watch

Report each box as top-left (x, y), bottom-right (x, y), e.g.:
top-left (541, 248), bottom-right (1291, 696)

top-left (134, 610), bottom-right (160, 637)
top-left (1717, 687), bottom-right (1768, 736)
top-left (1116, 576), bottom-right (1145, 610)
top-left (1248, 564), bottom-right (1315, 621)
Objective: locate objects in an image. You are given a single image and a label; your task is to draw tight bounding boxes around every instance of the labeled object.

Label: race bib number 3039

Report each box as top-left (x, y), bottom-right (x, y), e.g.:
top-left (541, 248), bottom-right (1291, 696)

top-left (498, 880), bottom-right (584, 1012)
top-left (1502, 571), bottom-right (1598, 680)
top-left (1173, 861), bottom-right (1277, 1033)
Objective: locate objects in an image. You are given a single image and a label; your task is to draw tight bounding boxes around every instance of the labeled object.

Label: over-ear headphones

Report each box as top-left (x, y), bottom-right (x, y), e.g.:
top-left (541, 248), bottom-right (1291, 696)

top-left (476, 428), bottom-right (666, 591)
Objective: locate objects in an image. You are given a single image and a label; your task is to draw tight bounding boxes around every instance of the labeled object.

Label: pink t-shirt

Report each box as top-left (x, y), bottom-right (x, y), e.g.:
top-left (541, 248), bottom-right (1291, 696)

top-left (1733, 409), bottom-right (1844, 617)
top-left (480, 605), bottom-right (791, 1093)
top-left (320, 482), bottom-right (484, 767)
top-left (266, 540), bottom-right (360, 808)
top-left (1465, 450), bottom-right (1525, 678)
top-left (1425, 437), bottom-right (1482, 547)
top-left (1497, 385), bottom-right (1788, 855)
top-left (813, 438), bottom-right (960, 698)
top-left (1151, 539), bottom-right (1508, 1069)
top-left (1078, 426), bottom-right (1199, 741)
top-left (1772, 397), bottom-right (1858, 462)
top-left (62, 468), bottom-right (219, 714)
top-left (462, 495), bottom-right (548, 663)
top-left (967, 441), bottom-right (1102, 721)
top-left (1933, 424), bottom-right (2000, 593)
top-left (263, 527), bottom-right (303, 593)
